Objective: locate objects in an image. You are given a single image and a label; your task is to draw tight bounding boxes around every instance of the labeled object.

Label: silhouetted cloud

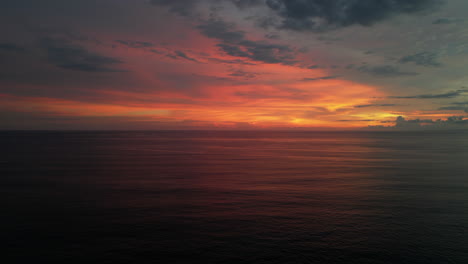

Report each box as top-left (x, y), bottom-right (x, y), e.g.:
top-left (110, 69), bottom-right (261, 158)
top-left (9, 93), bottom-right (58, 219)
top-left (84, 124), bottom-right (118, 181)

top-left (198, 19), bottom-right (245, 42)
top-left (438, 106), bottom-right (468, 113)
top-left (338, 119), bottom-right (375, 122)
top-left (307, 65), bottom-right (320, 69)
top-left (263, 0), bottom-right (443, 31)
top-left (265, 33), bottom-right (280, 39)
top-left (116, 40), bottom-right (156, 48)
top-left (388, 115), bottom-right (468, 129)
top-left (206, 57), bottom-right (256, 65)
top-left (389, 89), bottom-right (468, 99)
top-left (41, 38), bottom-right (125, 72)
top-left (302, 76), bottom-right (339, 81)
top-left (399, 52), bottom-right (442, 67)
top-left (451, 101), bottom-right (468, 105)
top-left (198, 19), bottom-right (297, 65)
top-left (358, 65), bottom-right (419, 77)
top-left (151, 0), bottom-right (443, 32)
top-left (229, 69), bottom-right (258, 79)
top-left (166, 51), bottom-right (201, 63)
top-left (230, 0), bottom-right (263, 8)
top-left (354, 104), bottom-right (398, 108)
top-left (150, 0), bottom-right (200, 17)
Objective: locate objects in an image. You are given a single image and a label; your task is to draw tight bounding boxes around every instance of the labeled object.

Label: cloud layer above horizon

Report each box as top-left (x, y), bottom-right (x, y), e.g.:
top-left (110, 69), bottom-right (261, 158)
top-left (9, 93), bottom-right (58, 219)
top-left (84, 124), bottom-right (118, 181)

top-left (1, 0), bottom-right (468, 129)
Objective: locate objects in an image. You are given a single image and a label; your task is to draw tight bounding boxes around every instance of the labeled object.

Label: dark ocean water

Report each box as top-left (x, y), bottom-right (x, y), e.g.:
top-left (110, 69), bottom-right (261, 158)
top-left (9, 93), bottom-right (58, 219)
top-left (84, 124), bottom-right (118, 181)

top-left (1, 130), bottom-right (468, 263)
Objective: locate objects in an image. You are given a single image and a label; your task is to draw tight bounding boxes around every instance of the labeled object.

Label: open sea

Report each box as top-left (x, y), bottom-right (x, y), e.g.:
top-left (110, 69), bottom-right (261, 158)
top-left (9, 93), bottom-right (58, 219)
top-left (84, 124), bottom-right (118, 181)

top-left (1, 130), bottom-right (468, 263)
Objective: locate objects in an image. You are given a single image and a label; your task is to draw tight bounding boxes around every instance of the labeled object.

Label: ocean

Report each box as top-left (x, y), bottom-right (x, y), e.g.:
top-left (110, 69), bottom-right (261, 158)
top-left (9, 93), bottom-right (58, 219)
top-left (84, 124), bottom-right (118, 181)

top-left (2, 130), bottom-right (468, 263)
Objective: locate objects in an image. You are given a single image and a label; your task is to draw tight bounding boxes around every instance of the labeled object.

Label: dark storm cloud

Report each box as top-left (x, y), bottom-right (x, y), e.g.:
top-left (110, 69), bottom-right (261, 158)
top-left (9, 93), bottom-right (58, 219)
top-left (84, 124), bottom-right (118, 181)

top-left (263, 0), bottom-right (443, 31)
top-left (358, 65), bottom-right (419, 77)
top-left (354, 104), bottom-right (398, 108)
top-left (198, 19), bottom-right (297, 65)
top-left (302, 76), bottom-right (339, 81)
top-left (389, 89), bottom-right (468, 99)
top-left (41, 38), bottom-right (125, 72)
top-left (151, 0), bottom-right (443, 32)
top-left (0, 43), bottom-right (26, 52)
top-left (399, 52), bottom-right (442, 67)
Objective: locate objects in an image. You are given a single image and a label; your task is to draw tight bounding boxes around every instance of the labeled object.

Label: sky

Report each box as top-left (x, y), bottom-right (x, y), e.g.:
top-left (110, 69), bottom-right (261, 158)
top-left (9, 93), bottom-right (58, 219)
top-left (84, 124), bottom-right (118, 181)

top-left (1, 0), bottom-right (468, 130)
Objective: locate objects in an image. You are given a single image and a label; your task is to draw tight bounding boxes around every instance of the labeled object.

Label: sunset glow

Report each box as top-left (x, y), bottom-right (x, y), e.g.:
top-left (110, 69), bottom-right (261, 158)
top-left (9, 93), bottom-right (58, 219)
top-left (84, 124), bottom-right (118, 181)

top-left (1, 0), bottom-right (467, 129)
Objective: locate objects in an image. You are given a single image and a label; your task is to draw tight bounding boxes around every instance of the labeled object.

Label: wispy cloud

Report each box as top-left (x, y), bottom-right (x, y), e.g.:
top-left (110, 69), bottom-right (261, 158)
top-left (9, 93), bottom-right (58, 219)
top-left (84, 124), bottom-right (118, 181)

top-left (41, 38), bottom-right (126, 72)
top-left (389, 89), bottom-right (468, 99)
top-left (354, 104), bottom-right (398, 108)
top-left (198, 18), bottom-right (298, 65)
top-left (166, 50), bottom-right (201, 63)
top-left (358, 65), bottom-right (419, 77)
top-left (399, 52), bottom-right (442, 67)
top-left (257, 0), bottom-right (443, 31)
top-left (302, 76), bottom-right (339, 82)
top-left (438, 106), bottom-right (468, 113)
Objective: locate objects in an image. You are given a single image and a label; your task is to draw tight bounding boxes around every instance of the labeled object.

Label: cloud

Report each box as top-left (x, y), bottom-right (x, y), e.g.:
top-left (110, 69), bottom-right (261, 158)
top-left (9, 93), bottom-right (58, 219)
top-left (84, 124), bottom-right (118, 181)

top-left (166, 50), bottom-right (201, 63)
top-left (399, 52), bottom-right (442, 67)
top-left (438, 106), bottom-right (468, 113)
top-left (389, 89), bottom-right (468, 99)
top-left (198, 19), bottom-right (245, 42)
top-left (358, 65), bottom-right (419, 77)
top-left (452, 101), bottom-right (468, 105)
top-left (394, 116), bottom-right (431, 128)
top-left (302, 76), bottom-right (339, 81)
top-left (206, 57), bottom-right (255, 65)
top-left (432, 17), bottom-right (461, 24)
top-left (233, 87), bottom-right (310, 100)
top-left (354, 104), bottom-right (398, 108)
top-left (149, 0), bottom-right (200, 17)
top-left (265, 33), bottom-right (280, 39)
top-left (151, 0), bottom-right (442, 32)
top-left (41, 38), bottom-right (125, 72)
top-left (390, 115), bottom-right (468, 129)
top-left (263, 0), bottom-right (443, 31)
top-left (198, 19), bottom-right (297, 65)
top-left (338, 119), bottom-right (375, 122)
top-left (116, 40), bottom-right (156, 48)
top-left (0, 43), bottom-right (26, 52)
top-left (229, 69), bottom-right (258, 79)
top-left (230, 0), bottom-right (264, 9)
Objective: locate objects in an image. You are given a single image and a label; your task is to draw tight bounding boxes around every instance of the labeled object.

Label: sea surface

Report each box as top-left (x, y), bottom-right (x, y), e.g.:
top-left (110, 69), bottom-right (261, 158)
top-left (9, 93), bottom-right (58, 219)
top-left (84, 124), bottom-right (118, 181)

top-left (1, 130), bottom-right (468, 263)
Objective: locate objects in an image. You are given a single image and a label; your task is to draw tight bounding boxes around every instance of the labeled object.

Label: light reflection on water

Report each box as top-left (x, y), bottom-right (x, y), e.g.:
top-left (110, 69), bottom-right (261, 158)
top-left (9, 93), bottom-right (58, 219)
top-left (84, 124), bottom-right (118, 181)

top-left (1, 131), bottom-right (468, 263)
